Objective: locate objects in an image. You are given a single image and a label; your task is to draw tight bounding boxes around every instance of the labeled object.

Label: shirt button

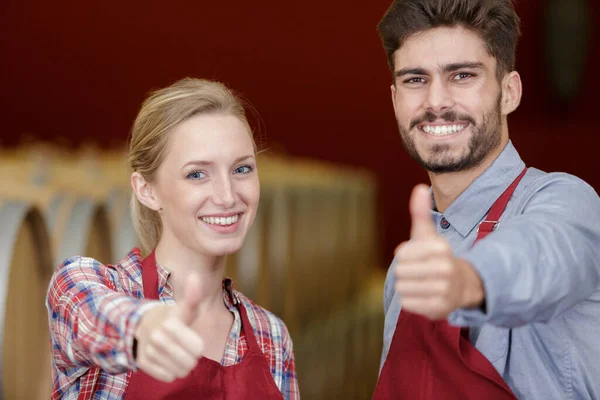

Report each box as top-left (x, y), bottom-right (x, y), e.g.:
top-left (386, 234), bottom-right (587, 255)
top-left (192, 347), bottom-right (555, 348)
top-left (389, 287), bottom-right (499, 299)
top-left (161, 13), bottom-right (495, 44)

top-left (440, 217), bottom-right (450, 229)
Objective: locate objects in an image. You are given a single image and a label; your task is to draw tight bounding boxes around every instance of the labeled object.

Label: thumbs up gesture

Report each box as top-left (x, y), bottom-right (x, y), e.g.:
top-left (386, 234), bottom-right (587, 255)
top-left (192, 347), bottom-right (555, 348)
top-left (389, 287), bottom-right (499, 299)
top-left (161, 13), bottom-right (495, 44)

top-left (134, 274), bottom-right (206, 382)
top-left (394, 184), bottom-right (484, 320)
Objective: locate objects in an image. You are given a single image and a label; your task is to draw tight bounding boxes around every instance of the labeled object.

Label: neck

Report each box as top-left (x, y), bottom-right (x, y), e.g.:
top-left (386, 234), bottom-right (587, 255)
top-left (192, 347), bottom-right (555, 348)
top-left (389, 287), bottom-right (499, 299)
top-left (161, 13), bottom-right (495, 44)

top-left (429, 140), bottom-right (508, 213)
top-left (154, 233), bottom-right (227, 309)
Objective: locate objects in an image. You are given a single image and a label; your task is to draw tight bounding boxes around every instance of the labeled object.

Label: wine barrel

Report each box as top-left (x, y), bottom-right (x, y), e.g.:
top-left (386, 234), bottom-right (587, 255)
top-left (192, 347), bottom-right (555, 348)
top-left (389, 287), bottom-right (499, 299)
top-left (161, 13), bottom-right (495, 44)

top-left (55, 195), bottom-right (113, 267)
top-left (0, 200), bottom-right (54, 400)
top-left (0, 182), bottom-right (113, 268)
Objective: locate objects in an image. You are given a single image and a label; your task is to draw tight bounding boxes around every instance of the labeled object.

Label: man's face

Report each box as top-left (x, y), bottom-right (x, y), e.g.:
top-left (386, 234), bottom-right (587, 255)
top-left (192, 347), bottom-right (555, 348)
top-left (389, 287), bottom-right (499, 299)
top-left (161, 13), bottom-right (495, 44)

top-left (391, 26), bottom-right (507, 174)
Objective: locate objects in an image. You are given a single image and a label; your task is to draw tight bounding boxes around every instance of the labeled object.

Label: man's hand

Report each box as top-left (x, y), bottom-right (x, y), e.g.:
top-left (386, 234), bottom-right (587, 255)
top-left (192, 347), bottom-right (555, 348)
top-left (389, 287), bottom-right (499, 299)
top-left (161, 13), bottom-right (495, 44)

top-left (394, 184), bottom-right (484, 320)
top-left (134, 274), bottom-right (205, 382)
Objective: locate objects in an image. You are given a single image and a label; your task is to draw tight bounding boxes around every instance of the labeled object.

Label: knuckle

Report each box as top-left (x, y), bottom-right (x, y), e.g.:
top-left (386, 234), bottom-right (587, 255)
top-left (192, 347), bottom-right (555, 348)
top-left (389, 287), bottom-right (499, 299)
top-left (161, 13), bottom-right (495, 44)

top-left (143, 344), bottom-right (157, 363)
top-left (438, 280), bottom-right (451, 296)
top-left (395, 242), bottom-right (409, 258)
top-left (184, 358), bottom-right (197, 371)
top-left (150, 329), bottom-right (165, 346)
top-left (196, 338), bottom-right (205, 356)
top-left (431, 238), bottom-right (451, 253)
top-left (176, 350), bottom-right (196, 371)
top-left (162, 320), bottom-right (175, 334)
top-left (437, 259), bottom-right (454, 276)
top-left (435, 299), bottom-right (450, 316)
top-left (394, 266), bottom-right (405, 281)
top-left (439, 241), bottom-right (453, 255)
top-left (394, 281), bottom-right (404, 295)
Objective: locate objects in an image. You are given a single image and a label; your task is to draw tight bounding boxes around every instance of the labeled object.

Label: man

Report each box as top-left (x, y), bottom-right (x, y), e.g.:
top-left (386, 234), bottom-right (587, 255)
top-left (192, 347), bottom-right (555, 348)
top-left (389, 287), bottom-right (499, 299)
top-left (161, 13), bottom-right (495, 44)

top-left (372, 0), bottom-right (600, 399)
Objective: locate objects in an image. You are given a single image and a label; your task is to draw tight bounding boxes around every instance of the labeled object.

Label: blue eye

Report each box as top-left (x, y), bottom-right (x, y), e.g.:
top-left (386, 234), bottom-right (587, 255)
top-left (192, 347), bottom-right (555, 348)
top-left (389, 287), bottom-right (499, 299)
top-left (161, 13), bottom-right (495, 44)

top-left (186, 170), bottom-right (206, 180)
top-left (234, 165), bottom-right (254, 174)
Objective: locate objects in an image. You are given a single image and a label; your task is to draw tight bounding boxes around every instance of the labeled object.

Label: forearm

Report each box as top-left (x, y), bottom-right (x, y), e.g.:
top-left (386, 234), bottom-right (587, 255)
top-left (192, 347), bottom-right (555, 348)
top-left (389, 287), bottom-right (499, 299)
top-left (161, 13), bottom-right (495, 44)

top-left (452, 217), bottom-right (600, 327)
top-left (54, 291), bottom-right (158, 372)
top-left (47, 258), bottom-right (160, 373)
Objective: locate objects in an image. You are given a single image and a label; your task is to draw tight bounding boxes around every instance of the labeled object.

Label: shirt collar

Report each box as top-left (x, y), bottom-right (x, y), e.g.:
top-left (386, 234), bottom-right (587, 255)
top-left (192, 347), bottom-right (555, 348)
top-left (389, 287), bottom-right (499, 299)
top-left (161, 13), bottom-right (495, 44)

top-left (433, 140), bottom-right (526, 237)
top-left (122, 248), bottom-right (240, 307)
top-left (156, 264), bottom-right (240, 307)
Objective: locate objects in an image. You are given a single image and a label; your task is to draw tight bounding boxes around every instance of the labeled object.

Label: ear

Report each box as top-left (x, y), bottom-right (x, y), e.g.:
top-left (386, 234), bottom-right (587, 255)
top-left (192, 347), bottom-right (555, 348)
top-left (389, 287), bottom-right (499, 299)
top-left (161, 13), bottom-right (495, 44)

top-left (131, 172), bottom-right (162, 211)
top-left (501, 71), bottom-right (522, 115)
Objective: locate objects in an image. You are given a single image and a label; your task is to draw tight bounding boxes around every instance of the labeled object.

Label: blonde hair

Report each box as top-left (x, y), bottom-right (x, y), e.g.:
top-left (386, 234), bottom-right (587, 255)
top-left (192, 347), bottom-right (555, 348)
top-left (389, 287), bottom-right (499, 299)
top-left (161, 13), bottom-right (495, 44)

top-left (128, 78), bottom-right (255, 254)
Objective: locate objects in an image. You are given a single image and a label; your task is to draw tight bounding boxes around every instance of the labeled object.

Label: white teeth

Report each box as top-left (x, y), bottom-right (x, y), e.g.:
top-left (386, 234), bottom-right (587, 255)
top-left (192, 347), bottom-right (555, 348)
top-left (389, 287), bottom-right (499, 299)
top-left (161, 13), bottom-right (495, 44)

top-left (422, 124), bottom-right (466, 136)
top-left (201, 214), bottom-right (239, 226)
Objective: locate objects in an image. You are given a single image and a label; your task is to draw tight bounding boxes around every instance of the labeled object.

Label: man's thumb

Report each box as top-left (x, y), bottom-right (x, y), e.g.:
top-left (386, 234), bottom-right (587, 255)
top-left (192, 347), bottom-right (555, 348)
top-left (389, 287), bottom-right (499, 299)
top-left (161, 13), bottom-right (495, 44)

top-left (409, 184), bottom-right (437, 239)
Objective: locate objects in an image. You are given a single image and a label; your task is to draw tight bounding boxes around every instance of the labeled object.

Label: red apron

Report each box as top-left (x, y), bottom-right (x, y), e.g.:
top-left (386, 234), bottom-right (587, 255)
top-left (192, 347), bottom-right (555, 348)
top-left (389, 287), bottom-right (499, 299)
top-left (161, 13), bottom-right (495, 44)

top-left (122, 251), bottom-right (284, 400)
top-left (372, 168), bottom-right (527, 400)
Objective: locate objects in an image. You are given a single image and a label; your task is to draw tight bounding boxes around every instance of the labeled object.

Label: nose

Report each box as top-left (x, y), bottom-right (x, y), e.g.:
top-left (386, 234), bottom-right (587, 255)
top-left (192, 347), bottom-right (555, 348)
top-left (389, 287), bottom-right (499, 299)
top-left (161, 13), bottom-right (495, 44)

top-left (212, 176), bottom-right (236, 208)
top-left (423, 77), bottom-right (454, 113)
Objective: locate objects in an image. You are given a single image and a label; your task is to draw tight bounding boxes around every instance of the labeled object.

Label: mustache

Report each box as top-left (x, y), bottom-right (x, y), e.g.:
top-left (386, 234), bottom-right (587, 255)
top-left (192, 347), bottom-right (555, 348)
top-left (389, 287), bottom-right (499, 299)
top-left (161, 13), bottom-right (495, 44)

top-left (409, 111), bottom-right (476, 131)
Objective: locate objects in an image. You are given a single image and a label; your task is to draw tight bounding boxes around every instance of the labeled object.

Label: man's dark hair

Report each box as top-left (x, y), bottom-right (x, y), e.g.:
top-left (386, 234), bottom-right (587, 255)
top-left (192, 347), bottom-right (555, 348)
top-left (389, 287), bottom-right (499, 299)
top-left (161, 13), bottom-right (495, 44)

top-left (377, 0), bottom-right (521, 81)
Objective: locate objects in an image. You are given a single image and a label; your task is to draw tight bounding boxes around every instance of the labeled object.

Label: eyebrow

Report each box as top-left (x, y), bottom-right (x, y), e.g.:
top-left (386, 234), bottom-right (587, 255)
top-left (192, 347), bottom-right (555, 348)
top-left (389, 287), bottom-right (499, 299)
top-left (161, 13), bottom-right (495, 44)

top-left (182, 155), bottom-right (255, 169)
top-left (442, 61), bottom-right (485, 73)
top-left (395, 67), bottom-right (428, 78)
top-left (394, 62), bottom-right (486, 79)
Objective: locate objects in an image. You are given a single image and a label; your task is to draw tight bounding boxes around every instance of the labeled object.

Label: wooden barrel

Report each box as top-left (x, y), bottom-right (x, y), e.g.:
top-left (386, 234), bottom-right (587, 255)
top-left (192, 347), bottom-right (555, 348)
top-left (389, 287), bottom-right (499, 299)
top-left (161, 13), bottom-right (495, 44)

top-left (263, 183), bottom-right (294, 324)
top-left (44, 162), bottom-right (125, 265)
top-left (1, 153), bottom-right (133, 265)
top-left (234, 186), bottom-right (270, 308)
top-left (225, 178), bottom-right (280, 313)
top-left (55, 196), bottom-right (113, 267)
top-left (250, 156), bottom-right (296, 326)
top-left (105, 191), bottom-right (139, 263)
top-left (0, 182), bottom-right (113, 268)
top-left (49, 151), bottom-right (139, 263)
top-left (0, 200), bottom-right (54, 400)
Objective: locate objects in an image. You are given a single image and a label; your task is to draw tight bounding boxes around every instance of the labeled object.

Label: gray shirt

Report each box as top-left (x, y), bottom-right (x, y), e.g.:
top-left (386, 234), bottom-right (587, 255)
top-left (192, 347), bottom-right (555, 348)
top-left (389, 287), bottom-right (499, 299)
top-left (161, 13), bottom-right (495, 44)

top-left (380, 141), bottom-right (600, 399)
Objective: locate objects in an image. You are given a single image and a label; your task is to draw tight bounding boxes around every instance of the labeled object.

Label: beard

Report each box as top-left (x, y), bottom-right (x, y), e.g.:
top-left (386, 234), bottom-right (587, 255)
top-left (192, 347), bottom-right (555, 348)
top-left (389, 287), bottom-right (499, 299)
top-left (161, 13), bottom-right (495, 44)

top-left (398, 93), bottom-right (503, 174)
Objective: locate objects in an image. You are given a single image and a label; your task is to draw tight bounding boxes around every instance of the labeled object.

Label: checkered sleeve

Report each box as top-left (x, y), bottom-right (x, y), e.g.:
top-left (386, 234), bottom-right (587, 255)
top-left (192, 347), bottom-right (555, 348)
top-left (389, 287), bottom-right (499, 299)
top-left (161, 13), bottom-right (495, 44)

top-left (46, 255), bottom-right (158, 374)
top-left (281, 322), bottom-right (299, 400)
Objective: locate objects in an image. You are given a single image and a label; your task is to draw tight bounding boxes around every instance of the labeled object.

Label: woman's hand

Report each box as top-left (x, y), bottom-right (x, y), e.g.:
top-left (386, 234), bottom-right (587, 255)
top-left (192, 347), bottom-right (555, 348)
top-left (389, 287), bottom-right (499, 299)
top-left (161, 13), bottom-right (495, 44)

top-left (134, 274), bottom-right (205, 382)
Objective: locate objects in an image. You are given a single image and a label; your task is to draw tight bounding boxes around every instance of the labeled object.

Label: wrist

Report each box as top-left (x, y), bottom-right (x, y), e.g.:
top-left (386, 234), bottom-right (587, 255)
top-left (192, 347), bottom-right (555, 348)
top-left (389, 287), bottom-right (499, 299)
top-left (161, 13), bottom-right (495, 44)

top-left (132, 302), bottom-right (165, 361)
top-left (457, 257), bottom-right (485, 310)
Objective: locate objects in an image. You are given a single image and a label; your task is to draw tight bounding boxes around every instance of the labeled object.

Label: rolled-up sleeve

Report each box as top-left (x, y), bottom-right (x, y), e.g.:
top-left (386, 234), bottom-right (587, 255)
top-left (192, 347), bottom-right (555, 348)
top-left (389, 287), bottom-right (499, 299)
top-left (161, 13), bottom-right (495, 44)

top-left (47, 256), bottom-right (159, 373)
top-left (450, 174), bottom-right (600, 327)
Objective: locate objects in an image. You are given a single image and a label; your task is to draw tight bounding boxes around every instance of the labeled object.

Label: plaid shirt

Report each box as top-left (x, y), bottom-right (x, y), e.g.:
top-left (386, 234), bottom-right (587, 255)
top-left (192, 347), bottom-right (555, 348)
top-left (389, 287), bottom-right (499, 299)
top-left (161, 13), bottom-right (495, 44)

top-left (46, 248), bottom-right (299, 399)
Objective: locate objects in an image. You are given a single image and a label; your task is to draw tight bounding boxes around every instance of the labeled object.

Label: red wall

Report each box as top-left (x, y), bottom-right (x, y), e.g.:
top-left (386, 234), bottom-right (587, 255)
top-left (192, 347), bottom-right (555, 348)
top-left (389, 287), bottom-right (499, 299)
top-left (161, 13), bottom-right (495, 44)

top-left (1, 0), bottom-right (598, 266)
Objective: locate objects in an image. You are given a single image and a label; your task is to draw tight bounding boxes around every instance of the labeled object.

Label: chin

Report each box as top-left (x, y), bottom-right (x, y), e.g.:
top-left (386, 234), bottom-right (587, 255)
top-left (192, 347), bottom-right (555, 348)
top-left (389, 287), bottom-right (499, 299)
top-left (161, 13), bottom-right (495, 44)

top-left (207, 241), bottom-right (244, 257)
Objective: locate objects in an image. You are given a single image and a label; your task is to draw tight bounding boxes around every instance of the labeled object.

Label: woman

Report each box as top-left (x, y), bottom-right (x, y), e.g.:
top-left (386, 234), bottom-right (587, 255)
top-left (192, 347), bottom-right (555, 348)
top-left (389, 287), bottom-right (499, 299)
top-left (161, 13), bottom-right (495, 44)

top-left (46, 78), bottom-right (299, 399)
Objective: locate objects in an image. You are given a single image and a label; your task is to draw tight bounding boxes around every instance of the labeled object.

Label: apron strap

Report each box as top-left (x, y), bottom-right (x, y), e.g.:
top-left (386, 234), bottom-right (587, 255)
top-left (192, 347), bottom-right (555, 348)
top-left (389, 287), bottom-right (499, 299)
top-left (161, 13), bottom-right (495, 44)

top-left (475, 167), bottom-right (527, 241)
top-left (456, 166), bottom-right (528, 394)
top-left (141, 250), bottom-right (160, 300)
top-left (233, 290), bottom-right (263, 355)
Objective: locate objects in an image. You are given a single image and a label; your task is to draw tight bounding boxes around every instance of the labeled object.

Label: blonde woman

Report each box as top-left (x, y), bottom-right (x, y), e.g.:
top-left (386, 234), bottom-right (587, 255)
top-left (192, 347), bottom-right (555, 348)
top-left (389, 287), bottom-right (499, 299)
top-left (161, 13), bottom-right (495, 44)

top-left (46, 78), bottom-right (299, 399)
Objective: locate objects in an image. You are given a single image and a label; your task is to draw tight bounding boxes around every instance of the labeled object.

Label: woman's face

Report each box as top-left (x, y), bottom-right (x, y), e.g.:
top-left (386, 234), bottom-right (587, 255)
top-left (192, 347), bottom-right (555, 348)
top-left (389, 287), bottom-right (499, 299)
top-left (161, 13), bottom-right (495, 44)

top-left (150, 113), bottom-right (259, 257)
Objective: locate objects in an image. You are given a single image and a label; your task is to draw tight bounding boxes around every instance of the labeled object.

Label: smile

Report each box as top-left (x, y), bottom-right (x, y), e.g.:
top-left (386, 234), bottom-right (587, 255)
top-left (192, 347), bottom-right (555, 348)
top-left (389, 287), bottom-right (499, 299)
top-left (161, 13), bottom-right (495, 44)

top-left (419, 123), bottom-right (468, 136)
top-left (200, 213), bottom-right (242, 226)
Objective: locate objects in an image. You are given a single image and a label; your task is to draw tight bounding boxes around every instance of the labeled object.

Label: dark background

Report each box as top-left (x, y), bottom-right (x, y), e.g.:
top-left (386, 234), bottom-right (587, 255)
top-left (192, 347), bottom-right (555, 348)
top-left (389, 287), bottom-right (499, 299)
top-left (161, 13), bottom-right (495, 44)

top-left (1, 0), bottom-right (598, 267)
